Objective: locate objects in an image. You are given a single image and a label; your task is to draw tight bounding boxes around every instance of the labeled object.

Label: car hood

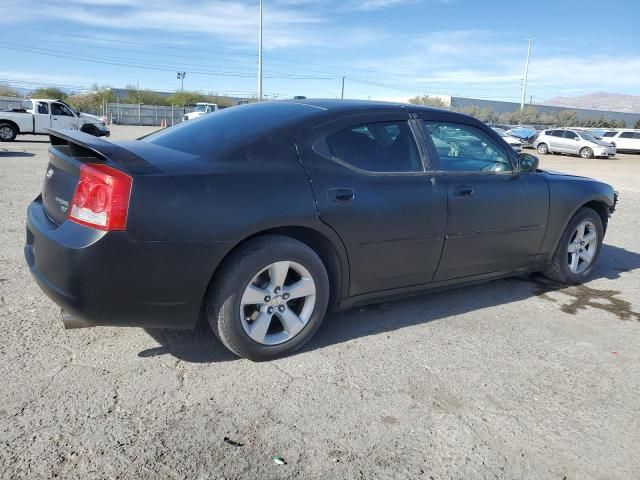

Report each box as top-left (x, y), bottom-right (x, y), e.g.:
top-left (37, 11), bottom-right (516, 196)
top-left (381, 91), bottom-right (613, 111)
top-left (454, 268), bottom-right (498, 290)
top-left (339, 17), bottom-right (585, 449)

top-left (590, 138), bottom-right (613, 147)
top-left (184, 112), bottom-right (204, 119)
top-left (79, 112), bottom-right (103, 124)
top-left (540, 169), bottom-right (589, 179)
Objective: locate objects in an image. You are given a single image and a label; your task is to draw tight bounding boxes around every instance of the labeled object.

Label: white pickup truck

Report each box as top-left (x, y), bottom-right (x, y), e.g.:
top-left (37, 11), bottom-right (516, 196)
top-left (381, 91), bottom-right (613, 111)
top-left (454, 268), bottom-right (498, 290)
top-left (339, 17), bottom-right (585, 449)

top-left (0, 98), bottom-right (110, 142)
top-left (182, 102), bottom-right (219, 121)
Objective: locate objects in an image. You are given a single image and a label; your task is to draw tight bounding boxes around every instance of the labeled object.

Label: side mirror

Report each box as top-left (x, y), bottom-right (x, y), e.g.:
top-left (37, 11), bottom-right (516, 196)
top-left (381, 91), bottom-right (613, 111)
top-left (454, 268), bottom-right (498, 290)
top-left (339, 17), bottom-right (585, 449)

top-left (518, 153), bottom-right (539, 172)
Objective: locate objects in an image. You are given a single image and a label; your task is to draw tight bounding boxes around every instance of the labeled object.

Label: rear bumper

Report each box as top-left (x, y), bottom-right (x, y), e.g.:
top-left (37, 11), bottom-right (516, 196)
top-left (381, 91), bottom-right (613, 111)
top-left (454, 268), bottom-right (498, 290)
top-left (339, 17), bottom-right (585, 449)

top-left (25, 196), bottom-right (229, 329)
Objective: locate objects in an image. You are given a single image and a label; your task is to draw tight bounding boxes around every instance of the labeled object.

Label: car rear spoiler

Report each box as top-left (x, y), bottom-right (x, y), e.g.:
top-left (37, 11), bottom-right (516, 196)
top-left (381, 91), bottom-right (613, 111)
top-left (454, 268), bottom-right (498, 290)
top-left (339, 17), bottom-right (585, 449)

top-left (46, 128), bottom-right (153, 169)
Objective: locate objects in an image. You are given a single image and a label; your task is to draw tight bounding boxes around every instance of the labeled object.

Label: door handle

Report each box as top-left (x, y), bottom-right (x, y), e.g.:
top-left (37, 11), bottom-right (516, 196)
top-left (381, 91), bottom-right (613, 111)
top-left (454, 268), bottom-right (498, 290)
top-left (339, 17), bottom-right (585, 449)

top-left (328, 187), bottom-right (355, 202)
top-left (454, 185), bottom-right (474, 197)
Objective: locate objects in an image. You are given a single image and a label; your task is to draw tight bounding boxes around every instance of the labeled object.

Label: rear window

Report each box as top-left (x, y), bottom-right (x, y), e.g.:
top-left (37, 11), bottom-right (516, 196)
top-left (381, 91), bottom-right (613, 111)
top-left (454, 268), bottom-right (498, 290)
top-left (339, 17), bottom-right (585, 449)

top-left (142, 102), bottom-right (318, 156)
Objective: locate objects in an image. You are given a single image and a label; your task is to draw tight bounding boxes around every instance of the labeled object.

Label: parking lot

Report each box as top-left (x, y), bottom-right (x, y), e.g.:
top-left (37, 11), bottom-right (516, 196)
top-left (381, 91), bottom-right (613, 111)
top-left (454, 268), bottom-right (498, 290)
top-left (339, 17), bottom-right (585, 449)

top-left (1, 126), bottom-right (639, 479)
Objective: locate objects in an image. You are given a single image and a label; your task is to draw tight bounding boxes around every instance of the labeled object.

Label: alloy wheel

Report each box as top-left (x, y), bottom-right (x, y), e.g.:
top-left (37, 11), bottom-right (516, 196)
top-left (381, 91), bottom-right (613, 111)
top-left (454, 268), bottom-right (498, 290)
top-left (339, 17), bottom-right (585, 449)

top-left (567, 220), bottom-right (598, 274)
top-left (239, 261), bottom-right (316, 346)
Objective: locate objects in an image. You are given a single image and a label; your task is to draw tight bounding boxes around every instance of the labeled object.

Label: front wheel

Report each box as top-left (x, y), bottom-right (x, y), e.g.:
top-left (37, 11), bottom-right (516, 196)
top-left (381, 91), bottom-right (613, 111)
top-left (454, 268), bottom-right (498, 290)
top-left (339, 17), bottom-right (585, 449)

top-left (537, 143), bottom-right (549, 155)
top-left (543, 207), bottom-right (603, 284)
top-left (580, 147), bottom-right (594, 159)
top-left (206, 235), bottom-right (330, 361)
top-left (0, 123), bottom-right (17, 142)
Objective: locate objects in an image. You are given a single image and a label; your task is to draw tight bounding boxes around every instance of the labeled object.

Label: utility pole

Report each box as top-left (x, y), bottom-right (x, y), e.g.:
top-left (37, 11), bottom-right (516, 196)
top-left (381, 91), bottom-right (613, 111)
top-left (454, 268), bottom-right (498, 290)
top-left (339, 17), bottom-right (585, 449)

top-left (177, 71), bottom-right (186, 113)
top-left (257, 0), bottom-right (263, 101)
top-left (341, 76), bottom-right (345, 99)
top-left (520, 39), bottom-right (533, 111)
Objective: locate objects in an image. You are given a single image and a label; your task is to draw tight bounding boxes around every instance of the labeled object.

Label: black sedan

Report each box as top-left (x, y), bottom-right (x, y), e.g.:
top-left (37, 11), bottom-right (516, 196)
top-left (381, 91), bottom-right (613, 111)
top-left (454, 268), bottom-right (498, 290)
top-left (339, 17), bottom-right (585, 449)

top-left (25, 100), bottom-right (617, 360)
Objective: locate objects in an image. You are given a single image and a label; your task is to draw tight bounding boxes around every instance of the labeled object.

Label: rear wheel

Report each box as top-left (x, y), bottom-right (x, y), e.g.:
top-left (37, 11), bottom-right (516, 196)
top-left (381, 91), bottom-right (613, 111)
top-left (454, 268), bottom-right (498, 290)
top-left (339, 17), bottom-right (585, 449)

top-left (206, 235), bottom-right (329, 361)
top-left (543, 207), bottom-right (603, 284)
top-left (580, 147), bottom-right (594, 159)
top-left (0, 123), bottom-right (17, 142)
top-left (537, 143), bottom-right (549, 155)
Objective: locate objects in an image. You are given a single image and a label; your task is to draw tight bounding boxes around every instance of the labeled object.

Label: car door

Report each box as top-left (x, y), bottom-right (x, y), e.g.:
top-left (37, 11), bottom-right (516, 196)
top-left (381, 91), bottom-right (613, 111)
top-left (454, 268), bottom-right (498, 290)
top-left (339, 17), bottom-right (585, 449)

top-left (547, 130), bottom-right (567, 152)
top-left (33, 101), bottom-right (51, 132)
top-left (50, 102), bottom-right (78, 130)
top-left (298, 112), bottom-right (447, 296)
top-left (419, 116), bottom-right (549, 281)
top-left (617, 131), bottom-right (635, 150)
top-left (562, 130), bottom-right (580, 154)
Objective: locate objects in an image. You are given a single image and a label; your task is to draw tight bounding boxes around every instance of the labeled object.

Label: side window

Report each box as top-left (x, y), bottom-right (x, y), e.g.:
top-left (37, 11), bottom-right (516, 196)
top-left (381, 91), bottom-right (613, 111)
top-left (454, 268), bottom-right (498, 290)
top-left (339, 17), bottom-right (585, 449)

top-left (550, 130), bottom-right (563, 137)
top-left (51, 103), bottom-right (73, 116)
top-left (423, 121), bottom-right (512, 173)
top-left (602, 131), bottom-right (617, 138)
top-left (620, 132), bottom-right (634, 139)
top-left (635, 133), bottom-right (640, 140)
top-left (564, 131), bottom-right (578, 139)
top-left (37, 102), bottom-right (49, 114)
top-left (324, 121), bottom-right (421, 173)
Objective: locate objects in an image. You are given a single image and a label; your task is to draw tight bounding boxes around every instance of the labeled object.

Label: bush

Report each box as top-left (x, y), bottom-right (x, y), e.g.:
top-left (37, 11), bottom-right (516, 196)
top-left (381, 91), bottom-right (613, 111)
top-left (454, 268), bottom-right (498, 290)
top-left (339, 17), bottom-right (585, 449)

top-left (408, 95), bottom-right (447, 108)
top-left (30, 87), bottom-right (69, 100)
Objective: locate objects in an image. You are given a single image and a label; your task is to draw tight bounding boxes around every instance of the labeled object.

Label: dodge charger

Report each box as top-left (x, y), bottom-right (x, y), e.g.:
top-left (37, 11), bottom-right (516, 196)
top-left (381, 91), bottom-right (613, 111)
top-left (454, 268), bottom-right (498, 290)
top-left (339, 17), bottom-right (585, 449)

top-left (25, 100), bottom-right (617, 360)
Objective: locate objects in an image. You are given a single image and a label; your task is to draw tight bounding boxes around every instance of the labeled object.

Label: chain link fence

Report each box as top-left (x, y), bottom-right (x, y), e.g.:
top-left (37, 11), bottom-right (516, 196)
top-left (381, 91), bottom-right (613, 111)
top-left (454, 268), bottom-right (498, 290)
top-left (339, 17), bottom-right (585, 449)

top-left (107, 103), bottom-right (195, 126)
top-left (0, 96), bottom-right (26, 110)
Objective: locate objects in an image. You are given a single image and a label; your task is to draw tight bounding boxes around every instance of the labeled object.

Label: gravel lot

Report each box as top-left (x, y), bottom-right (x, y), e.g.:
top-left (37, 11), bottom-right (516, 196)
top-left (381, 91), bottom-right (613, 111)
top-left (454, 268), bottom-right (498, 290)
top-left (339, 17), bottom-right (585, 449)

top-left (1, 126), bottom-right (639, 479)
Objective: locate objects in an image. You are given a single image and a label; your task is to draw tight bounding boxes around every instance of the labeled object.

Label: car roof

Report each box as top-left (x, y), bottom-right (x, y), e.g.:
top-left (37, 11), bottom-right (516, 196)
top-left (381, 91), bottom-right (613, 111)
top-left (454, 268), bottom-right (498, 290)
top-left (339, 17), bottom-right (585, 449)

top-left (285, 98), bottom-right (447, 114)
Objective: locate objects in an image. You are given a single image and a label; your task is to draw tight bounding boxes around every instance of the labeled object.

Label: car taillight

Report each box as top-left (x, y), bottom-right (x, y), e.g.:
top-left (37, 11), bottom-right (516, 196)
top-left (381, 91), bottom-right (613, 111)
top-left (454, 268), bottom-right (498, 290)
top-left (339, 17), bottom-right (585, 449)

top-left (68, 163), bottom-right (132, 231)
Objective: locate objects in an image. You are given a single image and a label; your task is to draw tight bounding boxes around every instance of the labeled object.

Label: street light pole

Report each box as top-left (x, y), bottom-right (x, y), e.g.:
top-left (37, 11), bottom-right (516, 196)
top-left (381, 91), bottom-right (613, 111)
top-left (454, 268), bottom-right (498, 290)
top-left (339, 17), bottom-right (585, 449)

top-left (257, 0), bottom-right (263, 101)
top-left (341, 76), bottom-right (345, 99)
top-left (520, 39), bottom-right (533, 111)
top-left (177, 71), bottom-right (186, 113)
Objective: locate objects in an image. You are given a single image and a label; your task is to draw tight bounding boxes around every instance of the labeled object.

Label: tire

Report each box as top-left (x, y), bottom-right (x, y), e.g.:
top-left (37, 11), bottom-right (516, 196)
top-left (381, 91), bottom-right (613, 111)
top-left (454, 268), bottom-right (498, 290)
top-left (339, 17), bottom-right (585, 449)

top-left (580, 147), bottom-right (594, 159)
top-left (543, 207), bottom-right (604, 285)
top-left (206, 235), bottom-right (330, 361)
top-left (0, 123), bottom-right (17, 142)
top-left (537, 143), bottom-right (549, 155)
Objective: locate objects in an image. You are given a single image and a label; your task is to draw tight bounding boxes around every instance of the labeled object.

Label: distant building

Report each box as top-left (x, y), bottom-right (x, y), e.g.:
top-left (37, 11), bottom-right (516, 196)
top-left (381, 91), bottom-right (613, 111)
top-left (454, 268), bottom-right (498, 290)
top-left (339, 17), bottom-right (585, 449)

top-left (430, 95), bottom-right (640, 127)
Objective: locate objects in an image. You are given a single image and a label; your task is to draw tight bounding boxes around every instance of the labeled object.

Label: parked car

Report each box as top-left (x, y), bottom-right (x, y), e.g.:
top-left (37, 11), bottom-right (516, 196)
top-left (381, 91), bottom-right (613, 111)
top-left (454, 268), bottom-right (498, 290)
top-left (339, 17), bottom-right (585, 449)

top-left (0, 99), bottom-right (110, 141)
top-left (491, 127), bottom-right (523, 152)
top-left (182, 102), bottom-right (219, 121)
top-left (534, 128), bottom-right (616, 158)
top-left (25, 100), bottom-right (617, 360)
top-left (600, 130), bottom-right (640, 153)
top-left (505, 126), bottom-right (538, 149)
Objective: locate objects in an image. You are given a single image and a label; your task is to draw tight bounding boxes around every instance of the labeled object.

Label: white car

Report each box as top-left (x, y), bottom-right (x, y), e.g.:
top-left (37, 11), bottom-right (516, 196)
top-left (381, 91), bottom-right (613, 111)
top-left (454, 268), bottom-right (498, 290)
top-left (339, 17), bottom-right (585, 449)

top-left (600, 130), bottom-right (640, 153)
top-left (491, 127), bottom-right (523, 152)
top-left (534, 128), bottom-right (616, 158)
top-left (0, 99), bottom-right (109, 142)
top-left (182, 103), bottom-right (218, 121)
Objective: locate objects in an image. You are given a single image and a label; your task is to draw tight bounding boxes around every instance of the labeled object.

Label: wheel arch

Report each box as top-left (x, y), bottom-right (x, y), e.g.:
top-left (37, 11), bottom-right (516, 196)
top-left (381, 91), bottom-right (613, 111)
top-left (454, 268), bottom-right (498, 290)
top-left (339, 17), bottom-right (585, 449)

top-left (200, 225), bottom-right (350, 321)
top-left (0, 120), bottom-right (20, 134)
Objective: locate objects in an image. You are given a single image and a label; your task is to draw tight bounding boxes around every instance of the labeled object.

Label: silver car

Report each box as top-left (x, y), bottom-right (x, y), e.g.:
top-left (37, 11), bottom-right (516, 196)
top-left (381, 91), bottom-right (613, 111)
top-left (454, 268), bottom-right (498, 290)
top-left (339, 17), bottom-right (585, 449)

top-left (534, 128), bottom-right (616, 158)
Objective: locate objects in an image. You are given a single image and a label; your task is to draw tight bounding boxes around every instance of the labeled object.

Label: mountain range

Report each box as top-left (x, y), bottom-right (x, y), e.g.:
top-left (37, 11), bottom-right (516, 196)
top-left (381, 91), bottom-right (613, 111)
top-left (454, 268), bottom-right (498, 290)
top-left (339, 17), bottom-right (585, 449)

top-left (544, 92), bottom-right (640, 113)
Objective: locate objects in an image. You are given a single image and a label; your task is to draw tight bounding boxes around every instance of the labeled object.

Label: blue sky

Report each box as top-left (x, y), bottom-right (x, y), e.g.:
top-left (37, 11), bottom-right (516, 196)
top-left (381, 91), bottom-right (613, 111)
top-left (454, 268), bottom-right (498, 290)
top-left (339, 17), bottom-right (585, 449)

top-left (2, 0), bottom-right (639, 102)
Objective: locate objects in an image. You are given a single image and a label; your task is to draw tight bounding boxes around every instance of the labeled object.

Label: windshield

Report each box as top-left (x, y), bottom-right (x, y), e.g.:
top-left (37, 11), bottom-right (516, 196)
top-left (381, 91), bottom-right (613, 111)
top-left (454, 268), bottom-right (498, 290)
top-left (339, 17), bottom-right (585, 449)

top-left (194, 104), bottom-right (208, 112)
top-left (60, 101), bottom-right (78, 116)
top-left (579, 132), bottom-right (597, 142)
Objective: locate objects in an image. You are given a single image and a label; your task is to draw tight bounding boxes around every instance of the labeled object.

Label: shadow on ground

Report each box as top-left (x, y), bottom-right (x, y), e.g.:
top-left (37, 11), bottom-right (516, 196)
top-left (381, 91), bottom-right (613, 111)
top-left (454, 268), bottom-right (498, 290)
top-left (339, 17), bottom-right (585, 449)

top-left (141, 244), bottom-right (640, 363)
top-left (0, 151), bottom-right (35, 157)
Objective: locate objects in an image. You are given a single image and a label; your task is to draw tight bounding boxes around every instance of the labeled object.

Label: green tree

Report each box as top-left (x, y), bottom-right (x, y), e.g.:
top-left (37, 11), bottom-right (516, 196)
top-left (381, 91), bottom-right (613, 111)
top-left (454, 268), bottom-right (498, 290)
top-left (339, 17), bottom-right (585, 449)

top-left (408, 95), bottom-right (448, 109)
top-left (635, 119), bottom-right (640, 129)
top-left (30, 87), bottom-right (69, 100)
